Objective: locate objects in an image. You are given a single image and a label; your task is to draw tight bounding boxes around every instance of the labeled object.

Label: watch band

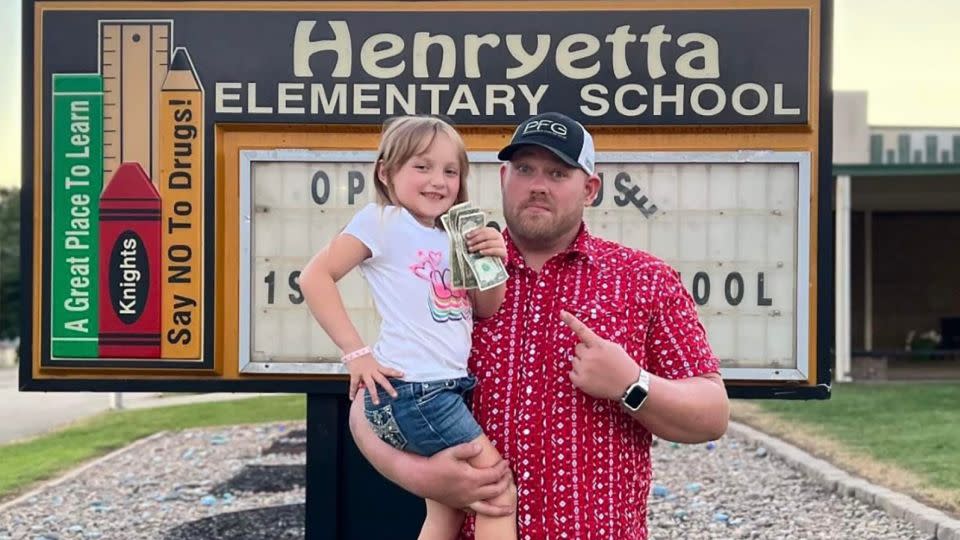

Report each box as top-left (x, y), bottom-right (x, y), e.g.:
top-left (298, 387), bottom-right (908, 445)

top-left (620, 368), bottom-right (651, 411)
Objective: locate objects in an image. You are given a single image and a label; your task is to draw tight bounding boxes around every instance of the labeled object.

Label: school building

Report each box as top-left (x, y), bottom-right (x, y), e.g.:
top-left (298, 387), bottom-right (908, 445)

top-left (833, 92), bottom-right (960, 381)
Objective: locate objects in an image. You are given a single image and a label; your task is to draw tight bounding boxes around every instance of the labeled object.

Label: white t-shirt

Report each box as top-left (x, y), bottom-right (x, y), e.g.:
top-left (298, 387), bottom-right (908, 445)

top-left (342, 204), bottom-right (473, 381)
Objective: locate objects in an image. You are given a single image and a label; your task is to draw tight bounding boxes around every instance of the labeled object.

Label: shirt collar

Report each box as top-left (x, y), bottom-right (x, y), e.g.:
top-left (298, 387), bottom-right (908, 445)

top-left (504, 222), bottom-right (598, 270)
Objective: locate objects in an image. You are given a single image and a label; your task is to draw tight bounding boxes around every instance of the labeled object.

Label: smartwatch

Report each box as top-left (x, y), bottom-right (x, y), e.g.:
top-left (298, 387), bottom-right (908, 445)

top-left (620, 368), bottom-right (651, 412)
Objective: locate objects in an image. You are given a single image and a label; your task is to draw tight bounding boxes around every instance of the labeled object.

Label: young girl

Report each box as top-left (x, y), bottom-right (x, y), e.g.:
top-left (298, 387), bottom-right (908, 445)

top-left (300, 116), bottom-right (517, 540)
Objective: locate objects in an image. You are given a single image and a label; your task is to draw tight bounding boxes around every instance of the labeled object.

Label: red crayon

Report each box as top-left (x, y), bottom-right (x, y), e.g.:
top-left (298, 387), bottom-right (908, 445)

top-left (98, 162), bottom-right (162, 358)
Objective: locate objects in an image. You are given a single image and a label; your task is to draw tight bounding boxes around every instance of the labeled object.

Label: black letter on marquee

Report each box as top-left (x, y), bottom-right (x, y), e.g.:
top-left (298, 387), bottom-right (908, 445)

top-left (264, 271), bottom-right (275, 304)
top-left (692, 272), bottom-right (710, 306)
top-left (614, 172), bottom-right (658, 218)
top-left (614, 172), bottom-right (632, 207)
top-left (348, 170), bottom-right (365, 205)
top-left (311, 170), bottom-right (330, 205)
top-left (724, 272), bottom-right (744, 306)
top-left (757, 272), bottom-right (773, 306)
top-left (288, 271), bottom-right (304, 304)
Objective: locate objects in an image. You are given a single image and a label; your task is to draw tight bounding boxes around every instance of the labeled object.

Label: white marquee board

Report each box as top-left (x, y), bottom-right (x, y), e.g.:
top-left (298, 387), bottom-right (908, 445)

top-left (239, 150), bottom-right (810, 381)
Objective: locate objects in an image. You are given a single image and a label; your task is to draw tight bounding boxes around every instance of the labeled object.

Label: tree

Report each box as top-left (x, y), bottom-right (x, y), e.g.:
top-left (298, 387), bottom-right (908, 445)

top-left (0, 187), bottom-right (21, 339)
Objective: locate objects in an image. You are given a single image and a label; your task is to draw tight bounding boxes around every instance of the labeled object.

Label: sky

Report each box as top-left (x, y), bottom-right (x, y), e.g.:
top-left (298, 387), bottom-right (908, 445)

top-left (1, 0), bottom-right (959, 187)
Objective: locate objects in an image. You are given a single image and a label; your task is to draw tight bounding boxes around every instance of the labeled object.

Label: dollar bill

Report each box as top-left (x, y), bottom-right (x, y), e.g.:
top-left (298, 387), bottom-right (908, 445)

top-left (440, 213), bottom-right (464, 289)
top-left (445, 202), bottom-right (478, 289)
top-left (455, 210), bottom-right (483, 289)
top-left (441, 201), bottom-right (508, 291)
top-left (447, 201), bottom-right (475, 218)
top-left (458, 212), bottom-right (508, 291)
top-left (457, 227), bottom-right (479, 290)
top-left (442, 201), bottom-right (509, 291)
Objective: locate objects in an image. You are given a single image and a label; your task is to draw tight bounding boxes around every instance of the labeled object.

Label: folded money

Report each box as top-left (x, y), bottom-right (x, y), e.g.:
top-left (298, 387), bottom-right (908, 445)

top-left (442, 202), bottom-right (508, 291)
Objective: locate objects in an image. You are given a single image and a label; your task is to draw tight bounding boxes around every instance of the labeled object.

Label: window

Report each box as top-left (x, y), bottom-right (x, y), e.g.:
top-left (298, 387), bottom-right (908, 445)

top-left (926, 135), bottom-right (938, 163)
top-left (898, 134), bottom-right (910, 164)
top-left (870, 134), bottom-right (883, 164)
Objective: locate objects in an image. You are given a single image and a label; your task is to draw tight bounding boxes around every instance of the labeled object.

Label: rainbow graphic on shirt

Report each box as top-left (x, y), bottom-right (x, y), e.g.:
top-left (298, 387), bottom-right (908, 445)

top-left (410, 250), bottom-right (471, 323)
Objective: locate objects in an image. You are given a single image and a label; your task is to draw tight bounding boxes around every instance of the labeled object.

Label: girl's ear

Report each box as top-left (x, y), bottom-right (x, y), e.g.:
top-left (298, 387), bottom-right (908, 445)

top-left (376, 160), bottom-right (390, 186)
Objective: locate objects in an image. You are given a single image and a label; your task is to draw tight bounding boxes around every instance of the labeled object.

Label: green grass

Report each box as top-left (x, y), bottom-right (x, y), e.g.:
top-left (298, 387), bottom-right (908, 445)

top-left (752, 383), bottom-right (960, 492)
top-left (0, 395), bottom-right (305, 498)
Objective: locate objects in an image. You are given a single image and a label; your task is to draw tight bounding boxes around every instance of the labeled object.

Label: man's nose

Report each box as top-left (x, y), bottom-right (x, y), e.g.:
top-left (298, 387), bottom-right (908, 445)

top-left (527, 172), bottom-right (549, 193)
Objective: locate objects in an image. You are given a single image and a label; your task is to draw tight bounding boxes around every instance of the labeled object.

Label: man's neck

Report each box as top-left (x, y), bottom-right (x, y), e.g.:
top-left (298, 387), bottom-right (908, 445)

top-left (512, 226), bottom-right (582, 273)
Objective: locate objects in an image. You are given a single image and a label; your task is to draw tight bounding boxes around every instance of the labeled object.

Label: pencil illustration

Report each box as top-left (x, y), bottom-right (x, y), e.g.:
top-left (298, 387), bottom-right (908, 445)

top-left (158, 47), bottom-right (203, 359)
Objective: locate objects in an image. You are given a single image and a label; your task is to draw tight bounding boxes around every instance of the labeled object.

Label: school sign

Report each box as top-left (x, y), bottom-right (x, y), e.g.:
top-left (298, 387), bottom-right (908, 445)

top-left (22, 1), bottom-right (832, 399)
top-left (219, 11), bottom-right (808, 124)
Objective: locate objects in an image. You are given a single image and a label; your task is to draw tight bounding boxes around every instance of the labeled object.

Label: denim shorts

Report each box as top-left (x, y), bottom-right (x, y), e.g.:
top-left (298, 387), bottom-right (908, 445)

top-left (363, 375), bottom-right (483, 457)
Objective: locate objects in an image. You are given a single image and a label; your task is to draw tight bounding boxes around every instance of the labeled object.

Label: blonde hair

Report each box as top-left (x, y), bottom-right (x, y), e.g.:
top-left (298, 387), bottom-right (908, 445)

top-left (374, 116), bottom-right (470, 226)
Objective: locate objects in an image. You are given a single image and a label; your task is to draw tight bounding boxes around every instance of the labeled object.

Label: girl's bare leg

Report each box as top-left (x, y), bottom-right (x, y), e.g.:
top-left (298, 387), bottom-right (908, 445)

top-left (418, 499), bottom-right (465, 540)
top-left (468, 435), bottom-right (517, 540)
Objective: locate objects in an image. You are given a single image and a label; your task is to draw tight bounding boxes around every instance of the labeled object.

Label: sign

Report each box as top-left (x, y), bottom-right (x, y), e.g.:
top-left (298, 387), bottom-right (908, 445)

top-left (22, 0), bottom-right (830, 398)
top-left (240, 151), bottom-right (810, 381)
top-left (39, 14), bottom-right (209, 368)
top-left (38, 9), bottom-right (808, 126)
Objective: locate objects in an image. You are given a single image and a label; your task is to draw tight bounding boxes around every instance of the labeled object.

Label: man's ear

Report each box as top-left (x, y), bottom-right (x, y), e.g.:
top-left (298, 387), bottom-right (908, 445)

top-left (584, 173), bottom-right (601, 206)
top-left (500, 162), bottom-right (508, 190)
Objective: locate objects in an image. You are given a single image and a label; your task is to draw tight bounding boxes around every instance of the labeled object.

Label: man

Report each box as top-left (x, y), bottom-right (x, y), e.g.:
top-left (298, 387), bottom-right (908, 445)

top-left (350, 112), bottom-right (729, 539)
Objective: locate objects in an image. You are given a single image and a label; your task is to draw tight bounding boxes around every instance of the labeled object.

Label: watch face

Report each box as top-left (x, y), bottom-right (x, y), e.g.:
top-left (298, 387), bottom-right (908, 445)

top-left (624, 385), bottom-right (648, 409)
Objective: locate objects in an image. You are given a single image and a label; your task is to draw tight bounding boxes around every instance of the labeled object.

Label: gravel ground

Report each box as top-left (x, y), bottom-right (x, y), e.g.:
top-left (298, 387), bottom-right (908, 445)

top-left (0, 423), bottom-right (306, 540)
top-left (647, 437), bottom-right (931, 539)
top-left (0, 422), bottom-right (935, 539)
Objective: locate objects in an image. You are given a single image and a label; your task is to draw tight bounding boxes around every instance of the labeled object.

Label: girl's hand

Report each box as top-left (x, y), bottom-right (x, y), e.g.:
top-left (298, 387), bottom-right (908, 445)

top-left (465, 227), bottom-right (507, 262)
top-left (347, 353), bottom-right (404, 404)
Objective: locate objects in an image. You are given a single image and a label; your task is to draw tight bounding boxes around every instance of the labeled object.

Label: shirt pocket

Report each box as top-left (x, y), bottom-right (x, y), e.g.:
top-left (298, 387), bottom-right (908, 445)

top-left (561, 297), bottom-right (632, 347)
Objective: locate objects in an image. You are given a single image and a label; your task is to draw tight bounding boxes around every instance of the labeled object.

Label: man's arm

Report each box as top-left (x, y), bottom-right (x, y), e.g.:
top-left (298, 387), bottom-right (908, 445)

top-left (627, 371), bottom-right (728, 443)
top-left (560, 311), bottom-right (729, 444)
top-left (348, 395), bottom-right (514, 514)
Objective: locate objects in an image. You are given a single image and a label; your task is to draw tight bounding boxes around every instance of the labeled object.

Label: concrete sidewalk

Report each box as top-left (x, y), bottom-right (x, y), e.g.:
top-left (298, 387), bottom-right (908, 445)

top-left (0, 367), bottom-right (281, 445)
top-left (729, 422), bottom-right (960, 540)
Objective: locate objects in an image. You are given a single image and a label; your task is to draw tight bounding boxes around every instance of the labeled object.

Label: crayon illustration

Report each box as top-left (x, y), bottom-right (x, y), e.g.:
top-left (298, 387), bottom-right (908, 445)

top-left (98, 163), bottom-right (162, 358)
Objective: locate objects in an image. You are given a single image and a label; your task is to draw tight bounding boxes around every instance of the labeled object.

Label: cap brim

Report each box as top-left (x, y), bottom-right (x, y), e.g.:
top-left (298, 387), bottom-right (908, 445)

top-left (497, 142), bottom-right (588, 173)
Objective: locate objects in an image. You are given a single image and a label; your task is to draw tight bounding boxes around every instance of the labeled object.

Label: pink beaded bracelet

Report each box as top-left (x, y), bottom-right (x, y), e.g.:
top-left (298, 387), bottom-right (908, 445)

top-left (340, 346), bottom-right (371, 364)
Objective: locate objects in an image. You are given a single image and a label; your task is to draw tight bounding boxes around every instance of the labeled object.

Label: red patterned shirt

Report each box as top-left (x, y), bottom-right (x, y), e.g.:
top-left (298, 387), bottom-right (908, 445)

top-left (462, 224), bottom-right (719, 540)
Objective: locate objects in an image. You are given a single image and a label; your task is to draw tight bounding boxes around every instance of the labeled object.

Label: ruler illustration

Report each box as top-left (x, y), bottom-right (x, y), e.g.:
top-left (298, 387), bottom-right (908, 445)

top-left (100, 20), bottom-right (172, 186)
